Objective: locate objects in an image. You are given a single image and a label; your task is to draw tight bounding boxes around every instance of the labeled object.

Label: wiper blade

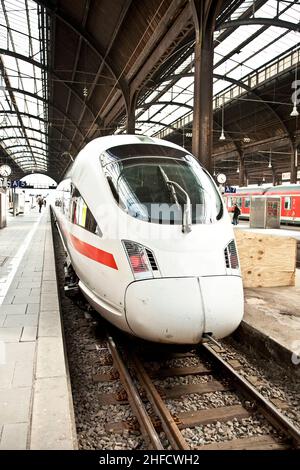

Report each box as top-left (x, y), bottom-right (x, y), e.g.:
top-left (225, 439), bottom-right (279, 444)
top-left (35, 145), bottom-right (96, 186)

top-left (158, 165), bottom-right (180, 208)
top-left (167, 181), bottom-right (192, 234)
top-left (158, 166), bottom-right (192, 233)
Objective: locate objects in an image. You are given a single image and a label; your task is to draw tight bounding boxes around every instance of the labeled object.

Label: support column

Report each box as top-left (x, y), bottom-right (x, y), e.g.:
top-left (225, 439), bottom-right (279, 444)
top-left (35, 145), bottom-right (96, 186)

top-left (190, 0), bottom-right (222, 174)
top-left (272, 167), bottom-right (277, 186)
top-left (126, 91), bottom-right (138, 134)
top-left (290, 144), bottom-right (298, 184)
top-left (239, 154), bottom-right (245, 187)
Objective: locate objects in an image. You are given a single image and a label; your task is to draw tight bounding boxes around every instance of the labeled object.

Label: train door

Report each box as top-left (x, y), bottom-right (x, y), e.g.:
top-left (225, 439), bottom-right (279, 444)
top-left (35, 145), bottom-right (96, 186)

top-left (281, 194), bottom-right (292, 222)
top-left (243, 196), bottom-right (251, 217)
top-left (290, 195), bottom-right (300, 224)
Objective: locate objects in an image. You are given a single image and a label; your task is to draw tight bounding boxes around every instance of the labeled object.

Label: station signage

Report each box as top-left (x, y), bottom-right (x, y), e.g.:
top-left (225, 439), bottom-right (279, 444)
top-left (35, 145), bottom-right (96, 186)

top-left (282, 171), bottom-right (300, 181)
top-left (10, 180), bottom-right (27, 188)
top-left (224, 186), bottom-right (236, 193)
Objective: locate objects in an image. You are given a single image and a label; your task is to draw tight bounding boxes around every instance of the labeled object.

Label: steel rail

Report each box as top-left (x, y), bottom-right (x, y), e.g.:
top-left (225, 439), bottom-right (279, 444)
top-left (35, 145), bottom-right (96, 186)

top-left (201, 341), bottom-right (300, 449)
top-left (106, 334), bottom-right (163, 450)
top-left (130, 354), bottom-right (189, 450)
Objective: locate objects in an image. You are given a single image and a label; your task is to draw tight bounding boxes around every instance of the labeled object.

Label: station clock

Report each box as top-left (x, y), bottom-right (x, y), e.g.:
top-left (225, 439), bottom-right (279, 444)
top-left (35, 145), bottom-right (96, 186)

top-left (0, 164), bottom-right (12, 177)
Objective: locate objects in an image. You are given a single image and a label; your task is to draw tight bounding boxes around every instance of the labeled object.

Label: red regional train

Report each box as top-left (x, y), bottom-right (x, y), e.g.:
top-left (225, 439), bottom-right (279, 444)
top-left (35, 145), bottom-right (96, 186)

top-left (224, 184), bottom-right (300, 224)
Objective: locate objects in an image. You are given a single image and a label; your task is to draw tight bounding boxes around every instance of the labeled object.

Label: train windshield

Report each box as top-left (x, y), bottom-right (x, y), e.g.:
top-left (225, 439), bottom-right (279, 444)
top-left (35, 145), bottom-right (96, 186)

top-left (102, 147), bottom-right (223, 225)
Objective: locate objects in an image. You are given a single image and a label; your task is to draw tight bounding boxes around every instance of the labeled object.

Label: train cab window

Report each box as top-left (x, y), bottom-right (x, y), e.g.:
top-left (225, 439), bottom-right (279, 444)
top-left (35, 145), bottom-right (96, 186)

top-left (244, 197), bottom-right (251, 208)
top-left (103, 146), bottom-right (223, 224)
top-left (284, 197), bottom-right (291, 210)
top-left (236, 197), bottom-right (242, 207)
top-left (71, 187), bottom-right (101, 235)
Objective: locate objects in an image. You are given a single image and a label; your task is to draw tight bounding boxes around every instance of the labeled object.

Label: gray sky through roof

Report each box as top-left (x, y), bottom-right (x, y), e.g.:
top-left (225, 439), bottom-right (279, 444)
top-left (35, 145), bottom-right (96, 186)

top-left (0, 0), bottom-right (48, 174)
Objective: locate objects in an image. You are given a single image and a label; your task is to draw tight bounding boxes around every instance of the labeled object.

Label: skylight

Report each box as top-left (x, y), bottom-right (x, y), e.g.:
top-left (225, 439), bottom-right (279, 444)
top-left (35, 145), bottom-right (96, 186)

top-left (0, 0), bottom-right (48, 174)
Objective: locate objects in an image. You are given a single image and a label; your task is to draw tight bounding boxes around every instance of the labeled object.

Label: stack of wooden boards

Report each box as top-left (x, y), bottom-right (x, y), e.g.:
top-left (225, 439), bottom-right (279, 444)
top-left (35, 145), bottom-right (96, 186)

top-left (234, 229), bottom-right (297, 288)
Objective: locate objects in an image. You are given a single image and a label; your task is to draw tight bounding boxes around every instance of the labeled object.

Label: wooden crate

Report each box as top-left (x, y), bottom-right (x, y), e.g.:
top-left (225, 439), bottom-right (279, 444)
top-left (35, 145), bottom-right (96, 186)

top-left (234, 230), bottom-right (296, 288)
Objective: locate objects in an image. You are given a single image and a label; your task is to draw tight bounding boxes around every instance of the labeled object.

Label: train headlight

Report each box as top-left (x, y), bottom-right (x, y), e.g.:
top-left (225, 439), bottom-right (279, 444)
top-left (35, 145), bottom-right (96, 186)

top-left (122, 240), bottom-right (159, 280)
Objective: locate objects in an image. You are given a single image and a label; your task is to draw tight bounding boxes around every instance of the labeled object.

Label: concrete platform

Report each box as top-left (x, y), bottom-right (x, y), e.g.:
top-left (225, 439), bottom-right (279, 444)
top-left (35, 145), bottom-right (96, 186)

top-left (233, 270), bottom-right (300, 377)
top-left (0, 207), bottom-right (77, 449)
top-left (236, 220), bottom-right (300, 240)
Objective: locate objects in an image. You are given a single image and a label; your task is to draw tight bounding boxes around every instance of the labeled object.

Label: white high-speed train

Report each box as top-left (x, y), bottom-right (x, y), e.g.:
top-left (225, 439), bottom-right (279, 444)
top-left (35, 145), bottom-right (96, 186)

top-left (52, 135), bottom-right (243, 344)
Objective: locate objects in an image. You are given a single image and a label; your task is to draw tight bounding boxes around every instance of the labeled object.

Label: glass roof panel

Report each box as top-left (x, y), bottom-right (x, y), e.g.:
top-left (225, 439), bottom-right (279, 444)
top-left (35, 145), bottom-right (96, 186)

top-left (0, 0), bottom-right (48, 173)
top-left (150, 0), bottom-right (300, 139)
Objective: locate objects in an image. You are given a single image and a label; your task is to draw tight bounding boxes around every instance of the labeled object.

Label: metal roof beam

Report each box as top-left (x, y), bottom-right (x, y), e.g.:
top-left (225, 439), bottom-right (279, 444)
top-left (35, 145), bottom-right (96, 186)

top-left (213, 73), bottom-right (293, 150)
top-left (216, 18), bottom-right (300, 33)
top-left (33, 0), bottom-right (128, 97)
top-left (0, 136), bottom-right (61, 154)
top-left (103, 2), bottom-right (193, 128)
top-left (0, 56), bottom-right (37, 166)
top-left (140, 101), bottom-right (193, 111)
top-left (0, 48), bottom-right (98, 121)
top-left (0, 125), bottom-right (75, 148)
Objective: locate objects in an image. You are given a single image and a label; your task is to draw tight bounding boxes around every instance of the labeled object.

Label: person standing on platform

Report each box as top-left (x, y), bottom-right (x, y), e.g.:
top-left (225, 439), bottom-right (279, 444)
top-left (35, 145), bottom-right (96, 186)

top-left (38, 196), bottom-right (43, 213)
top-left (232, 203), bottom-right (241, 225)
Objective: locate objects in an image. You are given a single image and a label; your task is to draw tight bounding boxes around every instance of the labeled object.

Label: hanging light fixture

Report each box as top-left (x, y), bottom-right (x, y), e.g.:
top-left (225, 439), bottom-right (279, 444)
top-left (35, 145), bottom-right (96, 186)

top-left (268, 150), bottom-right (272, 168)
top-left (291, 103), bottom-right (299, 117)
top-left (290, 61), bottom-right (299, 117)
top-left (236, 164), bottom-right (240, 173)
top-left (219, 99), bottom-right (226, 141)
top-left (219, 129), bottom-right (226, 141)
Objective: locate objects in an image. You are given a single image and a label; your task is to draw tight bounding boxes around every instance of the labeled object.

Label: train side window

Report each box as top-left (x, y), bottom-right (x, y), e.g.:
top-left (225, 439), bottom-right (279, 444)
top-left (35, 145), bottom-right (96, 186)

top-left (71, 199), bottom-right (77, 223)
top-left (71, 186), bottom-right (102, 236)
top-left (244, 197), bottom-right (250, 208)
top-left (284, 197), bottom-right (291, 210)
top-left (236, 197), bottom-right (242, 207)
top-left (85, 206), bottom-right (102, 236)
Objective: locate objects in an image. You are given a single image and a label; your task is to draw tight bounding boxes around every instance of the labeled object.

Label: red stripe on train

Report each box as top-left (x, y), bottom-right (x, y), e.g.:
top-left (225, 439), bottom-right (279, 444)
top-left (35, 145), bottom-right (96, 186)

top-left (69, 233), bottom-right (118, 270)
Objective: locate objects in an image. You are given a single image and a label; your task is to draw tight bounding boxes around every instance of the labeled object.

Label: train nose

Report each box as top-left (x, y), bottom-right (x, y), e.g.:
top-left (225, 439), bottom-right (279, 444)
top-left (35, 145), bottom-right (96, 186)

top-left (198, 276), bottom-right (244, 338)
top-left (125, 278), bottom-right (204, 344)
top-left (125, 276), bottom-right (244, 344)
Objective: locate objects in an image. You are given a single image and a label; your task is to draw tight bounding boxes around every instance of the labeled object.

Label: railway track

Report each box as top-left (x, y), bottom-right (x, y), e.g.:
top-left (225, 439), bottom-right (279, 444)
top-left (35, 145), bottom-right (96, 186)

top-left (94, 332), bottom-right (300, 451)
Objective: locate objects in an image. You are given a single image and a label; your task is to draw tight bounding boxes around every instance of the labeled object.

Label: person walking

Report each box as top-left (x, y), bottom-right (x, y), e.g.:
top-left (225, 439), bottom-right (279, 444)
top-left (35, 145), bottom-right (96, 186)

top-left (232, 203), bottom-right (241, 225)
top-left (38, 196), bottom-right (43, 213)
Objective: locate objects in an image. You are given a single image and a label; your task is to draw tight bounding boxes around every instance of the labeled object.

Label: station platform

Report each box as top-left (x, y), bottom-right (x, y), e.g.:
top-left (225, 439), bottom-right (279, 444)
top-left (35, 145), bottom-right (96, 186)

top-left (234, 269), bottom-right (300, 377)
top-left (1, 209), bottom-right (299, 449)
top-left (232, 222), bottom-right (300, 376)
top-left (0, 207), bottom-right (77, 449)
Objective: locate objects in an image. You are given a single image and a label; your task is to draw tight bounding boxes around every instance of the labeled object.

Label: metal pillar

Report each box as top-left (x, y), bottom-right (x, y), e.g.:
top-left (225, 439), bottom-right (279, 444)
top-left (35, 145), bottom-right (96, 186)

top-left (239, 154), bottom-right (245, 187)
top-left (291, 144), bottom-right (298, 184)
top-left (272, 167), bottom-right (277, 186)
top-left (126, 92), bottom-right (137, 134)
top-left (190, 0), bottom-right (222, 174)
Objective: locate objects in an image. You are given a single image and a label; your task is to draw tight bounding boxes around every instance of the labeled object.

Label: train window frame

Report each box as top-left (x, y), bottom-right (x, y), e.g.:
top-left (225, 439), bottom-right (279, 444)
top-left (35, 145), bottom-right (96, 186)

top-left (102, 151), bottom-right (224, 225)
top-left (70, 185), bottom-right (102, 236)
top-left (244, 197), bottom-right (251, 208)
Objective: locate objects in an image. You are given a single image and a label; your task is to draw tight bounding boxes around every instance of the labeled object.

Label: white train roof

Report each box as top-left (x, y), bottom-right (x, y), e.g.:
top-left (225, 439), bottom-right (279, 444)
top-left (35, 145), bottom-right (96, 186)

top-left (67, 134), bottom-right (191, 178)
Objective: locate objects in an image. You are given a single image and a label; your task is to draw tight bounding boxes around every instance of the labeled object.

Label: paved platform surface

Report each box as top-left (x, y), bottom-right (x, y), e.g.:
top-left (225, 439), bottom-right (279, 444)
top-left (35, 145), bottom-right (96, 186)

top-left (237, 220), bottom-right (300, 240)
top-left (234, 270), bottom-right (300, 376)
top-left (0, 206), bottom-right (77, 449)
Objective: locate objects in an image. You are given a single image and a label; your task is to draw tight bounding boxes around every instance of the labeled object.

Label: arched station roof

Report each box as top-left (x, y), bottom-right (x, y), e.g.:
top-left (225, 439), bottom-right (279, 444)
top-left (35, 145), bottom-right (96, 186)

top-left (0, 0), bottom-right (299, 184)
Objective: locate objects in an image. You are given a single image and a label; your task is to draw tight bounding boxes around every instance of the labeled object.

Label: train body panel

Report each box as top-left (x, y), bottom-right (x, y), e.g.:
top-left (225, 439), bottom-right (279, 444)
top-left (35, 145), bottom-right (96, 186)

top-left (53, 135), bottom-right (244, 344)
top-left (224, 184), bottom-right (300, 224)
